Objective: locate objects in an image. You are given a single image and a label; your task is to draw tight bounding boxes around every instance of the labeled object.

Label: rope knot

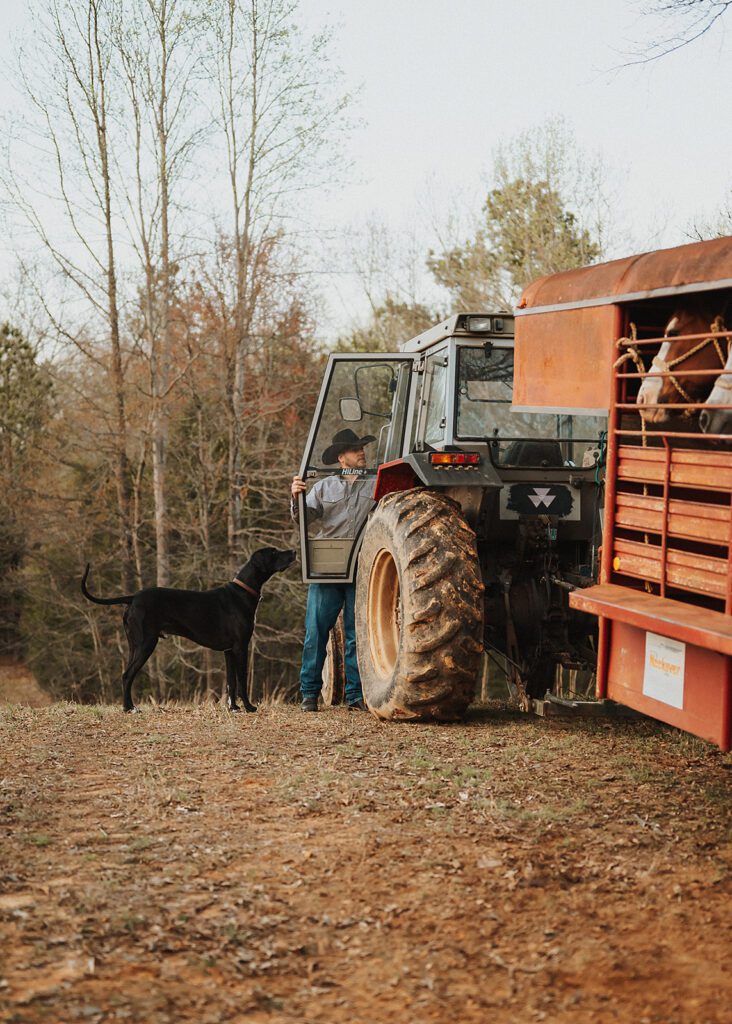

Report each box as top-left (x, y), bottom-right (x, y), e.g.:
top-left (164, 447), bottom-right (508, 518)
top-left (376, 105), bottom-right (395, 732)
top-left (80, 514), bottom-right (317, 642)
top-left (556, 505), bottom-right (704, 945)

top-left (613, 322), bottom-right (646, 374)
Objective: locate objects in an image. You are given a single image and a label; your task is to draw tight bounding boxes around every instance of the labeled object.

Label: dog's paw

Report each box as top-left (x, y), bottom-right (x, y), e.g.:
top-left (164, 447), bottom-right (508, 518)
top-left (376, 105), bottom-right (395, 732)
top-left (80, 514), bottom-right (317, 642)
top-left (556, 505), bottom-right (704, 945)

top-left (124, 706), bottom-right (140, 714)
top-left (244, 703), bottom-right (258, 713)
top-left (228, 703), bottom-right (241, 713)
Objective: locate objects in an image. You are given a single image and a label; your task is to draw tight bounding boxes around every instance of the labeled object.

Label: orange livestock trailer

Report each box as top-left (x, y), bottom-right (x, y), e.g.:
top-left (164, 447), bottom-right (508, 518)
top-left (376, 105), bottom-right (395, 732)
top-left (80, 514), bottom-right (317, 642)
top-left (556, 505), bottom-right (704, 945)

top-left (515, 237), bottom-right (732, 751)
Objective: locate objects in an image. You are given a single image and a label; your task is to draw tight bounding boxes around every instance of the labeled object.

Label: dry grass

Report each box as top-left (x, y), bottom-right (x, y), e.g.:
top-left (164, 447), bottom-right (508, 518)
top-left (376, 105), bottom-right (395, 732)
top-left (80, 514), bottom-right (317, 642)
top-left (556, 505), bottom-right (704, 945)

top-left (1, 701), bottom-right (731, 1023)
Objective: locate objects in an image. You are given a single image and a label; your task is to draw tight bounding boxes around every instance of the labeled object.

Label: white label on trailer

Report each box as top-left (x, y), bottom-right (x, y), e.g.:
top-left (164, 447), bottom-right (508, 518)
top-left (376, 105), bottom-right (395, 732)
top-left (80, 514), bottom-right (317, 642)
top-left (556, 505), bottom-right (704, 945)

top-left (642, 632), bottom-right (686, 709)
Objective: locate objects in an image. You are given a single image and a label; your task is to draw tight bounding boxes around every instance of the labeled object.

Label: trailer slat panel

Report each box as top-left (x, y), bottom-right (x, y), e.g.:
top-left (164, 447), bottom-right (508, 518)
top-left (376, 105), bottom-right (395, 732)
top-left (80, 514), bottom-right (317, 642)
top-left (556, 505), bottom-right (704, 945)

top-left (614, 537), bottom-right (728, 598)
top-left (617, 445), bottom-right (732, 470)
top-left (617, 448), bottom-right (732, 490)
top-left (614, 492), bottom-right (730, 543)
top-left (612, 560), bottom-right (726, 598)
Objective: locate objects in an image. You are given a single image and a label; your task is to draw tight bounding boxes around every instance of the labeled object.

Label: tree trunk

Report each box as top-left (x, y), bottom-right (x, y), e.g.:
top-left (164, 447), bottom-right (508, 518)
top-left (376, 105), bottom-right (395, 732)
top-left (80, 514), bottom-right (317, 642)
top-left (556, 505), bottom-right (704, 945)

top-left (94, 0), bottom-right (134, 593)
top-left (154, 3), bottom-right (172, 587)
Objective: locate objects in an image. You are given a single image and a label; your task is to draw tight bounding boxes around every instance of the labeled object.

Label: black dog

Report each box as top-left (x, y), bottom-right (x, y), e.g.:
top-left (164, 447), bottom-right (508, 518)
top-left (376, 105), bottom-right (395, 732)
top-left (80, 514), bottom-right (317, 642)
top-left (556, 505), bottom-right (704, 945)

top-left (81, 547), bottom-right (297, 713)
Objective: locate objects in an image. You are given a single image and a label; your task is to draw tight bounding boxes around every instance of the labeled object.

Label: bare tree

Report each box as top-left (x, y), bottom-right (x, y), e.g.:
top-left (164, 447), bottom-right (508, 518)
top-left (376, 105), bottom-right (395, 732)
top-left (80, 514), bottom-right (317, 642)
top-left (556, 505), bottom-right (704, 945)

top-left (4, 0), bottom-right (348, 705)
top-left (115, 0), bottom-right (204, 586)
top-left (7, 0), bottom-right (136, 590)
top-left (628, 0), bottom-right (732, 62)
top-left (687, 196), bottom-right (732, 239)
top-left (204, 0), bottom-right (349, 564)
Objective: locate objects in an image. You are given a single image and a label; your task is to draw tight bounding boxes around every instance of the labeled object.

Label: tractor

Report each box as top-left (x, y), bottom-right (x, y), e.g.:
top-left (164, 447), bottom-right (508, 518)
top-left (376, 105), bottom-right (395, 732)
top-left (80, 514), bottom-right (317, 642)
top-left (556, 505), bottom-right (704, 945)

top-left (297, 312), bottom-right (606, 719)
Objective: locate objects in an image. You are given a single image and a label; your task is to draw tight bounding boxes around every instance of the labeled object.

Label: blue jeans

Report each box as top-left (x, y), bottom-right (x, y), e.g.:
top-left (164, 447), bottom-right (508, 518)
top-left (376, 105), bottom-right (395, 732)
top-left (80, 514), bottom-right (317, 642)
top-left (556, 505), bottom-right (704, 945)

top-left (299, 583), bottom-right (363, 704)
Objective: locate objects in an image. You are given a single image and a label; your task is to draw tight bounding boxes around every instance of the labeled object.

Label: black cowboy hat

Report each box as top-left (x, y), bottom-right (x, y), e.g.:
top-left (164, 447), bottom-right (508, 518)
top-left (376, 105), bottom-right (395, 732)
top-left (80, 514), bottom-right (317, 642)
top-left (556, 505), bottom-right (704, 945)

top-left (322, 428), bottom-right (376, 465)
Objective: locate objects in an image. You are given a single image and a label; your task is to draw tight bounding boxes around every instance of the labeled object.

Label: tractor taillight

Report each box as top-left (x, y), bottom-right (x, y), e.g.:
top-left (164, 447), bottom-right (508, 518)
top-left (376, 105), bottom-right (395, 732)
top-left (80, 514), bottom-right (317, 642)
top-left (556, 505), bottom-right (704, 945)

top-left (429, 452), bottom-right (481, 466)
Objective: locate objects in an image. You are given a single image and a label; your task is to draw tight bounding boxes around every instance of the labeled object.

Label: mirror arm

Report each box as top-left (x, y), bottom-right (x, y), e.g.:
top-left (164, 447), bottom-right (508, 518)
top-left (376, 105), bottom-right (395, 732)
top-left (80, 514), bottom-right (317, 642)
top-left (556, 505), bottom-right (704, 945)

top-left (360, 409), bottom-right (392, 419)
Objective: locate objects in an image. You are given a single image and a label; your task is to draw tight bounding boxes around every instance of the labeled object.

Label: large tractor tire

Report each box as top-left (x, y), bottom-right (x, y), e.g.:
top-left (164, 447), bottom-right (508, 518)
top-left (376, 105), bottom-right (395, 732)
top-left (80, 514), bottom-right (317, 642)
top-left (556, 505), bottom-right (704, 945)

top-left (321, 612), bottom-right (346, 706)
top-left (356, 488), bottom-right (484, 721)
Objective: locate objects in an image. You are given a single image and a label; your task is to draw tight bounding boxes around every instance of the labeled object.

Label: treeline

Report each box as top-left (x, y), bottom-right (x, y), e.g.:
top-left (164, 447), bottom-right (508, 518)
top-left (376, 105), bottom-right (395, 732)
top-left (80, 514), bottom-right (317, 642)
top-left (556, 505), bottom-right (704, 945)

top-left (2, 261), bottom-right (323, 704)
top-left (2, 0), bottom-right (346, 703)
top-left (2, 1), bottom-right (608, 704)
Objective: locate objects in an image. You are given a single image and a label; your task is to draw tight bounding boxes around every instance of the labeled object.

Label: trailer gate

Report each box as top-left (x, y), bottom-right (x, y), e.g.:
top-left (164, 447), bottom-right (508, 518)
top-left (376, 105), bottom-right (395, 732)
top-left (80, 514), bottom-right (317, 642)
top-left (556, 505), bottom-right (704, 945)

top-left (570, 327), bottom-right (732, 751)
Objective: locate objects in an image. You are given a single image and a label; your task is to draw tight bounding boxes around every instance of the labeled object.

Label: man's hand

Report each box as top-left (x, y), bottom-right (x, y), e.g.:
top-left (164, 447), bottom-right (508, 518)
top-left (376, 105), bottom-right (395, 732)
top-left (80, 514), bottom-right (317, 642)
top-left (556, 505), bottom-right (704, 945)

top-left (291, 475), bottom-right (307, 499)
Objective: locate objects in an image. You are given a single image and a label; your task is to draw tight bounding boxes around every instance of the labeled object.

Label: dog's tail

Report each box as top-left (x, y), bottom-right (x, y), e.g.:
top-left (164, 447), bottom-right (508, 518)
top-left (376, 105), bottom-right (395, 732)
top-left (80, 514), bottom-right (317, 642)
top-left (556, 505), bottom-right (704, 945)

top-left (81, 564), bottom-right (134, 606)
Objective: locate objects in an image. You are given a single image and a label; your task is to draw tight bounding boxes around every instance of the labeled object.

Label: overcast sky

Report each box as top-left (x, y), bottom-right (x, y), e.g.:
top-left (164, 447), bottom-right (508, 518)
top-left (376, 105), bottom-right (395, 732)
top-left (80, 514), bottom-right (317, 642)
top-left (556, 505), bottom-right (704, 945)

top-left (299, 0), bottom-right (732, 330)
top-left (2, 0), bottom-right (731, 336)
top-left (298, 0), bottom-right (731, 233)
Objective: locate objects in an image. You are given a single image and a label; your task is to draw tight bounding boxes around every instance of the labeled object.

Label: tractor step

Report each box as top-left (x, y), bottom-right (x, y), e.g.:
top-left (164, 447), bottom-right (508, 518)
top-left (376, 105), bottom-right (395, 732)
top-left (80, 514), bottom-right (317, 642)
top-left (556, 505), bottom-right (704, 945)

top-left (531, 695), bottom-right (642, 719)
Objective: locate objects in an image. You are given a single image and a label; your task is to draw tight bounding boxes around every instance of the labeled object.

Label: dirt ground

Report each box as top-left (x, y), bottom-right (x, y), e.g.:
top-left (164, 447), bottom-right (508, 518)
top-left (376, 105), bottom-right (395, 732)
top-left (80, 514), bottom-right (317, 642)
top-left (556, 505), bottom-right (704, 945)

top-left (1, 700), bottom-right (731, 1024)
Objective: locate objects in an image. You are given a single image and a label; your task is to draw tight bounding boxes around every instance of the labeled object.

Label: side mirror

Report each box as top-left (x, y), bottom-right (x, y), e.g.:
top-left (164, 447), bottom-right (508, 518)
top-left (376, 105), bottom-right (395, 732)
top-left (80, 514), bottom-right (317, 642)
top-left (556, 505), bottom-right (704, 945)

top-left (340, 397), bottom-right (363, 422)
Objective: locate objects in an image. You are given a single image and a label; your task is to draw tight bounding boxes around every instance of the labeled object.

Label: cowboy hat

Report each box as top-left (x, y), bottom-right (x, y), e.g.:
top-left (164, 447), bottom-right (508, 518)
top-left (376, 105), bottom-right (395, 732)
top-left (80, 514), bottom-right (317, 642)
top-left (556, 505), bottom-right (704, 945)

top-left (322, 428), bottom-right (376, 465)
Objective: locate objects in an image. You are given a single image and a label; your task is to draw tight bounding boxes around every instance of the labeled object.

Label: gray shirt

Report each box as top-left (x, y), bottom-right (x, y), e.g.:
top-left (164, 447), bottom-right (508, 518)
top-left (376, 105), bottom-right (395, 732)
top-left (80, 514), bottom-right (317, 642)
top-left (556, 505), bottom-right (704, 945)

top-left (292, 474), bottom-right (375, 539)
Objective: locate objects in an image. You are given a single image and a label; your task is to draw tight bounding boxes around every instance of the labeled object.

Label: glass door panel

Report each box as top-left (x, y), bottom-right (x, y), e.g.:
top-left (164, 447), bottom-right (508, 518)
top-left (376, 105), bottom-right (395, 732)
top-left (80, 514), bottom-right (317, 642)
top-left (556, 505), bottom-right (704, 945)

top-left (298, 354), bottom-right (416, 583)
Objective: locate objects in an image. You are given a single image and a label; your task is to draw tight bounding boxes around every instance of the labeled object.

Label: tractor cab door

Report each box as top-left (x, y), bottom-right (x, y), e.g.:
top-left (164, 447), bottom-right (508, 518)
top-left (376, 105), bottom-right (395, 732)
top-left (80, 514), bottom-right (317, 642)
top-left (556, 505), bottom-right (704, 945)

top-left (298, 353), bottom-right (417, 584)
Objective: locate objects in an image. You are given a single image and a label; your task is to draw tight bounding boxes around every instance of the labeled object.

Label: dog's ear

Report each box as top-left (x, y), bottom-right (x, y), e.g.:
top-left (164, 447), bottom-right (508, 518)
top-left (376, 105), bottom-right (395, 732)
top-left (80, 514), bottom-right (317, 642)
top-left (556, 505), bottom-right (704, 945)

top-left (243, 548), bottom-right (270, 573)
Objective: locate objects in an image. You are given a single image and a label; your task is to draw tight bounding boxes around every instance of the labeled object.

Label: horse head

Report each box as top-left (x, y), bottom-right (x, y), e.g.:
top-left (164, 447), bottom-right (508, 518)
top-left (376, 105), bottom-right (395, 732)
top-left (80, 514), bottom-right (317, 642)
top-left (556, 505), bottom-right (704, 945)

top-left (700, 344), bottom-right (732, 436)
top-left (636, 302), bottom-right (727, 424)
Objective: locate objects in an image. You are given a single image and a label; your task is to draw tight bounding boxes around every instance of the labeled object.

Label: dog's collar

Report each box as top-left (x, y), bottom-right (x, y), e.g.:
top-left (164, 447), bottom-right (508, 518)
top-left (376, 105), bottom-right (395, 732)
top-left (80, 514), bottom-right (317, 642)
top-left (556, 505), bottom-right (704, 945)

top-left (231, 578), bottom-right (260, 599)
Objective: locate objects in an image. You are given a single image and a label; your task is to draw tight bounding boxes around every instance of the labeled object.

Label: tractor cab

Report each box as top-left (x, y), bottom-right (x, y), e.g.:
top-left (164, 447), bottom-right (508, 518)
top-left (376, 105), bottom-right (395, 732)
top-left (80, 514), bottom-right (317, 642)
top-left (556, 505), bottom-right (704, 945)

top-left (298, 313), bottom-right (606, 585)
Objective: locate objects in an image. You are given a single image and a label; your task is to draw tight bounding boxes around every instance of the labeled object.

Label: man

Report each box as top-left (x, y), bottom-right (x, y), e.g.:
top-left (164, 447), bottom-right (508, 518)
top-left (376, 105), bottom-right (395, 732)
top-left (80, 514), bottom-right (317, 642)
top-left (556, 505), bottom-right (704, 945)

top-left (291, 428), bottom-right (376, 712)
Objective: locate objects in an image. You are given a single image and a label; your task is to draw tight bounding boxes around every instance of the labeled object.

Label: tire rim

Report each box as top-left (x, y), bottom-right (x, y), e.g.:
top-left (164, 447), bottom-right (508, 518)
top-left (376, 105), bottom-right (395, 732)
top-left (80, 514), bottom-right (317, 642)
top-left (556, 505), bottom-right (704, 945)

top-left (367, 547), bottom-right (400, 678)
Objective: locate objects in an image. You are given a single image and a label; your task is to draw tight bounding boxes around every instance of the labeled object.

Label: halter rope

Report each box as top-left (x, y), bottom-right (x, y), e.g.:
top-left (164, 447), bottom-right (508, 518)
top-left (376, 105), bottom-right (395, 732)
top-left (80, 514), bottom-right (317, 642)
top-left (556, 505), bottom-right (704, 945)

top-left (614, 323), bottom-right (647, 446)
top-left (648, 315), bottom-right (728, 415)
top-left (613, 324), bottom-right (652, 589)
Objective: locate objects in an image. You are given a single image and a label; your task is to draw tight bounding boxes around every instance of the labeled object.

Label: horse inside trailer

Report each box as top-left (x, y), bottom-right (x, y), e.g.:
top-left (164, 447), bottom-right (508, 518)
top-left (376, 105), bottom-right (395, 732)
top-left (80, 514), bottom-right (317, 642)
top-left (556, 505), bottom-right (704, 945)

top-left (634, 298), bottom-right (729, 423)
top-left (515, 236), bottom-right (732, 750)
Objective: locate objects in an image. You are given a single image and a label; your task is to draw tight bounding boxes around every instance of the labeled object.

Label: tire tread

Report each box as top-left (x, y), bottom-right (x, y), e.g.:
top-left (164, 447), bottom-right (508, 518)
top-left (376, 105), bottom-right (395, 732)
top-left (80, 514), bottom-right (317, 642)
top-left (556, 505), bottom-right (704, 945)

top-left (356, 488), bottom-right (484, 721)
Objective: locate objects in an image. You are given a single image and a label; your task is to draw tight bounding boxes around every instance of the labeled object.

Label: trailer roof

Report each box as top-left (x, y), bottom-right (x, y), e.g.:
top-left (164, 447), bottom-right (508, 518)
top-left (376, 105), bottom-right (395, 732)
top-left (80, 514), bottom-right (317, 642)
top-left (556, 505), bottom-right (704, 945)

top-left (518, 235), bottom-right (732, 316)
